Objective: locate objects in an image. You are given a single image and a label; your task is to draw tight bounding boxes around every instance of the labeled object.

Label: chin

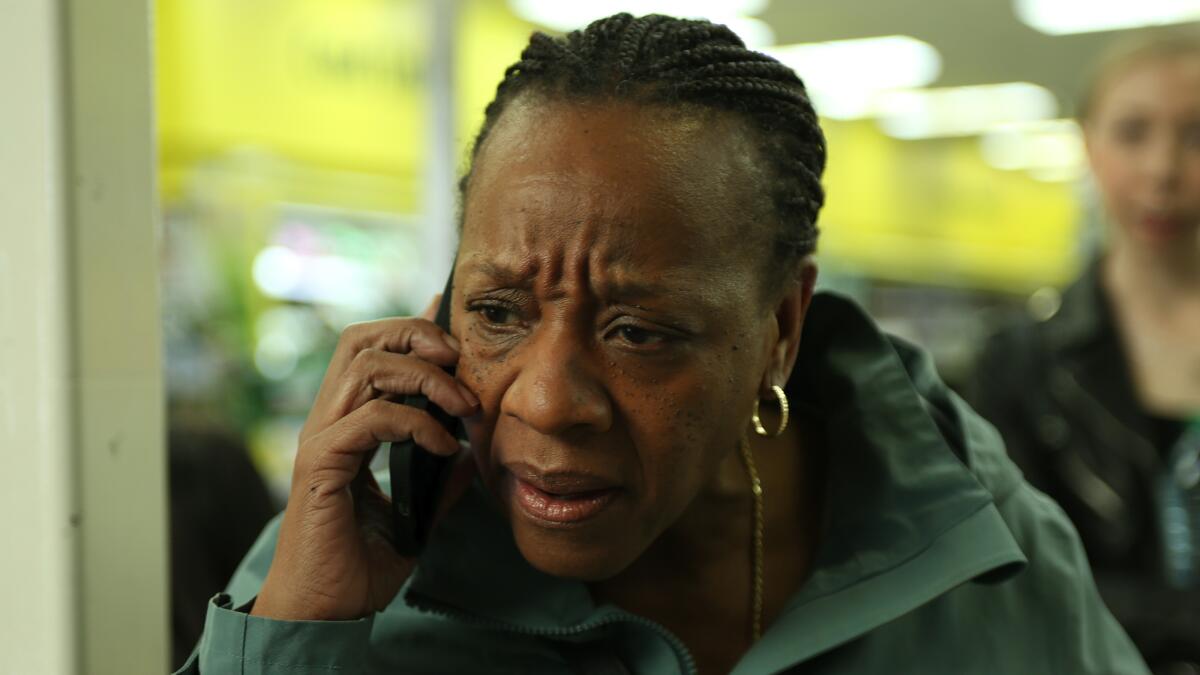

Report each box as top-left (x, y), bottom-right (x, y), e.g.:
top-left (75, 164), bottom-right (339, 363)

top-left (511, 524), bottom-right (639, 581)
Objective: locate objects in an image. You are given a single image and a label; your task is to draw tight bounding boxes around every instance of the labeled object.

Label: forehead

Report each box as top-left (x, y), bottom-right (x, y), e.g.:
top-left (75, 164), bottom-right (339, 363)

top-left (1096, 53), bottom-right (1200, 117)
top-left (459, 97), bottom-right (767, 284)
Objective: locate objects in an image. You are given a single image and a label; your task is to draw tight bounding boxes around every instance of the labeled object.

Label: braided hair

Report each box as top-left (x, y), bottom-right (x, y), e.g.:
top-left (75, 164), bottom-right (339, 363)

top-left (459, 13), bottom-right (827, 296)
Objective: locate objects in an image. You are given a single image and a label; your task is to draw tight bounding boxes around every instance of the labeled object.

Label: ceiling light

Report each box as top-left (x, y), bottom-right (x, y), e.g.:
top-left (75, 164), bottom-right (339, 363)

top-left (1015, 0), bottom-right (1200, 35)
top-left (875, 82), bottom-right (1058, 139)
top-left (767, 36), bottom-right (942, 120)
top-left (508, 0), bottom-right (770, 37)
top-left (980, 119), bottom-right (1085, 182)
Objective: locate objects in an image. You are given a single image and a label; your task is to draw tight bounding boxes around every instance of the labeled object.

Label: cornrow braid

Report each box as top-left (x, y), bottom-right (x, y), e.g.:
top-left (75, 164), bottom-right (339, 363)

top-left (459, 13), bottom-right (827, 296)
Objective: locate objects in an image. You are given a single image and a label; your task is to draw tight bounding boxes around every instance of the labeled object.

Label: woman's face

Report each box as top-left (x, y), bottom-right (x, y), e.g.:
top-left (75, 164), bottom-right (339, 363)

top-left (452, 97), bottom-right (783, 581)
top-left (1086, 53), bottom-right (1200, 248)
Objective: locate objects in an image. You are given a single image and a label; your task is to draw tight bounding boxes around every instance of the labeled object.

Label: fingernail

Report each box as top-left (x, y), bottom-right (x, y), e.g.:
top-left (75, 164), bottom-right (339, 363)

top-left (443, 333), bottom-right (461, 352)
top-left (457, 383), bottom-right (479, 409)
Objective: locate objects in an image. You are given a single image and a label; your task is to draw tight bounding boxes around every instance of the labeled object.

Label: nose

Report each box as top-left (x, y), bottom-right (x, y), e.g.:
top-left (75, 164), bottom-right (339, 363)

top-left (500, 323), bottom-right (613, 437)
top-left (1141, 133), bottom-right (1183, 195)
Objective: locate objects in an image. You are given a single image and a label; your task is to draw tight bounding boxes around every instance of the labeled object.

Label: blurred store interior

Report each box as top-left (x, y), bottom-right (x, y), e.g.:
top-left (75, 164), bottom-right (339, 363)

top-left (153, 0), bottom-right (1196, 502)
top-left (6, 0), bottom-right (1199, 672)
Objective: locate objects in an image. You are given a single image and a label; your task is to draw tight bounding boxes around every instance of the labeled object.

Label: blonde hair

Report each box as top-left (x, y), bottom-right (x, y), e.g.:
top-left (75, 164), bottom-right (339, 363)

top-left (1077, 29), bottom-right (1200, 122)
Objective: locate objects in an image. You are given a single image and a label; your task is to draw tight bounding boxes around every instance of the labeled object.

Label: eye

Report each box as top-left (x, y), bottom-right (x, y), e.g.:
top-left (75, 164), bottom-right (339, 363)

top-left (1113, 118), bottom-right (1147, 145)
top-left (467, 301), bottom-right (522, 327)
top-left (481, 305), bottom-right (516, 325)
top-left (613, 324), bottom-right (667, 347)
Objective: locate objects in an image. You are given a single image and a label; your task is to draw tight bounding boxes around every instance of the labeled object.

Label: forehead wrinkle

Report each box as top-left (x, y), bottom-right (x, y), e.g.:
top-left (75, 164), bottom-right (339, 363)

top-left (480, 100), bottom-right (760, 239)
top-left (528, 226), bottom-right (594, 301)
top-left (460, 98), bottom-right (772, 314)
top-left (461, 254), bottom-right (539, 288)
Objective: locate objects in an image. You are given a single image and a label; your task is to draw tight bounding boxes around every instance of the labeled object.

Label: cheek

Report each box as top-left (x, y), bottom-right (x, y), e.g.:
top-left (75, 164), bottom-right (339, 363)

top-left (1090, 147), bottom-right (1144, 226)
top-left (1091, 145), bottom-right (1133, 201)
top-left (456, 321), bottom-right (511, 478)
top-left (624, 343), bottom-right (758, 510)
top-left (1182, 156), bottom-right (1200, 201)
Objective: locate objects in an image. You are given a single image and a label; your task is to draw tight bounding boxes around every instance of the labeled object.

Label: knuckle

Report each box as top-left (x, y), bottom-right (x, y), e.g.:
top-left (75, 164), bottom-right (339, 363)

top-left (346, 347), bottom-right (381, 376)
top-left (292, 440), bottom-right (318, 478)
top-left (339, 321), bottom-right (372, 348)
top-left (361, 397), bottom-right (391, 417)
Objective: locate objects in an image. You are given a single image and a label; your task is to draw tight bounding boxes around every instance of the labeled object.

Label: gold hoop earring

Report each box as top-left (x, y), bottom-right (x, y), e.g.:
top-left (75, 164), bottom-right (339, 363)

top-left (751, 384), bottom-right (789, 438)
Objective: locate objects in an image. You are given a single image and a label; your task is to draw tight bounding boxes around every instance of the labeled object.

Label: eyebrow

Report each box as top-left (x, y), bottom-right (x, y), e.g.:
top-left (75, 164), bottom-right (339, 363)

top-left (460, 260), bottom-right (536, 288)
top-left (594, 279), bottom-right (678, 304)
top-left (460, 259), bottom-right (683, 304)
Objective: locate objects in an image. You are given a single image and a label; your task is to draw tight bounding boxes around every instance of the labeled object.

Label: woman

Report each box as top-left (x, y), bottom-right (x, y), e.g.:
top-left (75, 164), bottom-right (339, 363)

top-left (177, 15), bottom-right (1146, 674)
top-left (971, 33), bottom-right (1200, 671)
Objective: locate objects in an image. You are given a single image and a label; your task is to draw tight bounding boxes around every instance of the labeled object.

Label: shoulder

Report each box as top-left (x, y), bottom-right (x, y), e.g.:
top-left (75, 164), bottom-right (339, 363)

top-left (976, 270), bottom-right (1105, 380)
top-left (839, 482), bottom-right (1150, 674)
top-left (883, 332), bottom-right (1025, 500)
top-left (955, 481), bottom-right (1147, 673)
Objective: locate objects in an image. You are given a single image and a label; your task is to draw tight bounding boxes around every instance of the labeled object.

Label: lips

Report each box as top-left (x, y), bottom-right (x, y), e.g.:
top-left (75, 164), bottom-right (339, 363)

top-left (504, 463), bottom-right (622, 525)
top-left (1138, 212), bottom-right (1193, 242)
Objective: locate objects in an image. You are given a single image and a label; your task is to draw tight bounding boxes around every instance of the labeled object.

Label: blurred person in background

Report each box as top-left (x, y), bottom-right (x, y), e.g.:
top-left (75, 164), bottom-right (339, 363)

top-left (971, 32), bottom-right (1200, 673)
top-left (176, 14), bottom-right (1148, 675)
top-left (169, 424), bottom-right (277, 670)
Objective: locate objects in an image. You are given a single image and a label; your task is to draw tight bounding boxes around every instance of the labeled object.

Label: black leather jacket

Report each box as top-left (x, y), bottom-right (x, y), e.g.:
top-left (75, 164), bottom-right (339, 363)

top-left (969, 260), bottom-right (1199, 670)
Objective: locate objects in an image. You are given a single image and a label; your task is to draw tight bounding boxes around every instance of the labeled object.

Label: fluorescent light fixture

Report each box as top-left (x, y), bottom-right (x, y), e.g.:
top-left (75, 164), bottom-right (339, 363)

top-left (876, 82), bottom-right (1058, 139)
top-left (508, 0), bottom-right (771, 46)
top-left (980, 118), bottom-right (1085, 182)
top-left (252, 245), bottom-right (384, 310)
top-left (1015, 0), bottom-right (1200, 35)
top-left (767, 36), bottom-right (942, 120)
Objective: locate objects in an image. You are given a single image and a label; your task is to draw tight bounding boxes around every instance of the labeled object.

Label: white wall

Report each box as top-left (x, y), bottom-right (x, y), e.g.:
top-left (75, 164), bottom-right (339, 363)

top-left (0, 0), bottom-right (168, 673)
top-left (0, 0), bottom-right (78, 672)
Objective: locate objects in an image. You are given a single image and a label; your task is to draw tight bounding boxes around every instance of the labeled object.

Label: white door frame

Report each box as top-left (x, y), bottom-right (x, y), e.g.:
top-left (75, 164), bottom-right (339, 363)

top-left (0, 0), bottom-right (168, 673)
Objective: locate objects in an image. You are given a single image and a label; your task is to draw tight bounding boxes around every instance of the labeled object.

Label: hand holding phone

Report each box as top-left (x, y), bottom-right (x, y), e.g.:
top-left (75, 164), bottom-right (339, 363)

top-left (389, 281), bottom-right (462, 556)
top-left (251, 286), bottom-right (477, 622)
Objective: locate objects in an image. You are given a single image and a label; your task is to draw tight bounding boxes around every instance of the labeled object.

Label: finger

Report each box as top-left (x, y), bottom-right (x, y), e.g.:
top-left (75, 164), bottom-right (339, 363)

top-left (421, 294), bottom-right (443, 322)
top-left (298, 400), bottom-right (461, 496)
top-left (307, 318), bottom-right (463, 438)
top-left (332, 318), bottom-right (460, 374)
top-left (340, 348), bottom-right (479, 417)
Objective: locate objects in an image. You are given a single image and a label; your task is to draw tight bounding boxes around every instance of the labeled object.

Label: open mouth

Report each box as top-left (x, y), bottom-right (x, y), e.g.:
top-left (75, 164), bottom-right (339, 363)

top-left (505, 470), bottom-right (622, 525)
top-left (514, 480), bottom-right (620, 524)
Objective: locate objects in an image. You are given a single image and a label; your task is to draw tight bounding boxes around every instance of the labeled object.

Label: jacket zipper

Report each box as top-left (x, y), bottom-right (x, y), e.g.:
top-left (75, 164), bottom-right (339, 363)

top-left (406, 592), bottom-right (699, 675)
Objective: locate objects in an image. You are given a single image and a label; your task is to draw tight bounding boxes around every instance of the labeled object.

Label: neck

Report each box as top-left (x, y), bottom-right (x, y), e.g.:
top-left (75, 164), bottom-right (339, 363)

top-left (1104, 227), bottom-right (1200, 305)
top-left (589, 422), bottom-right (820, 636)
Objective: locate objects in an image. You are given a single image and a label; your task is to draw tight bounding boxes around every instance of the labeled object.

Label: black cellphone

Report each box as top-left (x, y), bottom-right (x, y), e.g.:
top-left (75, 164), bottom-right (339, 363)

top-left (388, 274), bottom-right (461, 556)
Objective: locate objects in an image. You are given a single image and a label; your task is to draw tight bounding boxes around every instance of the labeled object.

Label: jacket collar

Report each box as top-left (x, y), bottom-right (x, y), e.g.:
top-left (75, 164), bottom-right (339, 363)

top-left (404, 481), bottom-right (597, 630)
top-left (732, 293), bottom-right (1026, 672)
top-left (403, 293), bottom-right (1027, 664)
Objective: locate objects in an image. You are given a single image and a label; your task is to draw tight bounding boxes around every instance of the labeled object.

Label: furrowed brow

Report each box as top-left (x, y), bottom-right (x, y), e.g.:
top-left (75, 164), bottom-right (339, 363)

top-left (459, 258), bottom-right (537, 288)
top-left (596, 279), bottom-right (675, 304)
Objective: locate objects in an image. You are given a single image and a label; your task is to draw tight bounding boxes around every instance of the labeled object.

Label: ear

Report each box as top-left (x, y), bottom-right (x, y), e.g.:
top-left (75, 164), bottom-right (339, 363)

top-left (761, 257), bottom-right (817, 395)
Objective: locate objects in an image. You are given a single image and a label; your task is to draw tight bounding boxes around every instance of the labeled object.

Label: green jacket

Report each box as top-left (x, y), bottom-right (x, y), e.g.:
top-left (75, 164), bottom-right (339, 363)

top-left (175, 294), bottom-right (1149, 674)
